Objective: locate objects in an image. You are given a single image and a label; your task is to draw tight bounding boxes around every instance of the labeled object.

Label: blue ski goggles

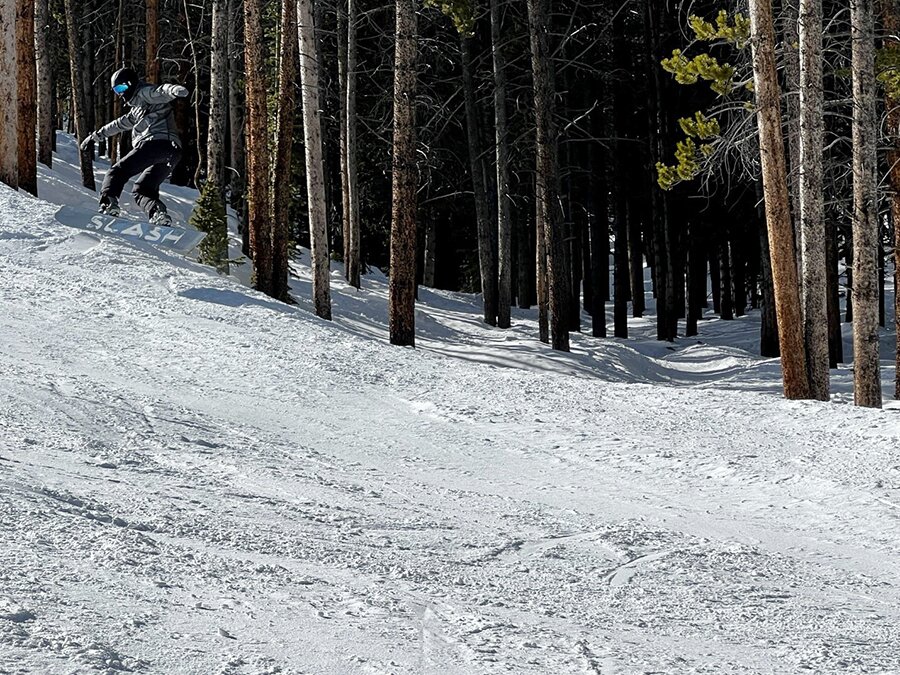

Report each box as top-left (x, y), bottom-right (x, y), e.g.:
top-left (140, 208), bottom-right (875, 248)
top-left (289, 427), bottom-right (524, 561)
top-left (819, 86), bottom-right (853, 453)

top-left (112, 83), bottom-right (129, 95)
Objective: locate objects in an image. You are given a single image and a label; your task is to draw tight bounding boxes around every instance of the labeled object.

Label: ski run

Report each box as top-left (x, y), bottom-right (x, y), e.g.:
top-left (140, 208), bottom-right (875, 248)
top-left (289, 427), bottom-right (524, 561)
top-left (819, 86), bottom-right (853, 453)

top-left (1, 136), bottom-right (899, 673)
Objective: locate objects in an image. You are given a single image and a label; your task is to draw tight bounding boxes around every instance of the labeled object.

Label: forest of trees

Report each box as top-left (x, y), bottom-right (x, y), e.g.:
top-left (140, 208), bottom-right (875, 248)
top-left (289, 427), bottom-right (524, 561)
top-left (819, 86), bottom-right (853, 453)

top-left (1, 0), bottom-right (900, 408)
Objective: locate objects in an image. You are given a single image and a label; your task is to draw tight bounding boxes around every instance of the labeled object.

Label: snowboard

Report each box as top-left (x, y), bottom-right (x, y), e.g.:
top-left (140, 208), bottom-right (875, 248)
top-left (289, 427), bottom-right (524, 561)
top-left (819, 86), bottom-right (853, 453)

top-left (54, 205), bottom-right (207, 254)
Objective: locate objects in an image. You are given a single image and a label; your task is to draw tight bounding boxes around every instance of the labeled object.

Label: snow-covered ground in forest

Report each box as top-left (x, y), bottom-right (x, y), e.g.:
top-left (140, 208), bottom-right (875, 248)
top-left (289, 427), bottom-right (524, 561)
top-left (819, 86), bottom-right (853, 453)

top-left (1, 135), bottom-right (899, 674)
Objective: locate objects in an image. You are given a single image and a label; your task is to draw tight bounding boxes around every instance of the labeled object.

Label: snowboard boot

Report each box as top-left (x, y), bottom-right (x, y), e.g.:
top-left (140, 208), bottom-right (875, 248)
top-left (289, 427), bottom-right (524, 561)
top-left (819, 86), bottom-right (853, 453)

top-left (149, 207), bottom-right (172, 226)
top-left (99, 196), bottom-right (120, 217)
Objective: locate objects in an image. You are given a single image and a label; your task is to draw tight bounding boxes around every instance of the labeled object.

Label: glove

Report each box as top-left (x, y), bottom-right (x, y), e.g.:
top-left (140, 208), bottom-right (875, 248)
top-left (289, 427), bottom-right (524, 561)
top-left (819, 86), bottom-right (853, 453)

top-left (79, 131), bottom-right (102, 150)
top-left (162, 84), bottom-right (189, 98)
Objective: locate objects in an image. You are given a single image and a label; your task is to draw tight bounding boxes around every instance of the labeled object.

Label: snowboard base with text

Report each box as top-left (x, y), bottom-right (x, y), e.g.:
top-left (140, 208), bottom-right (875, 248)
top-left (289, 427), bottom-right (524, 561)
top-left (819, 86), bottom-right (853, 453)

top-left (54, 205), bottom-right (206, 254)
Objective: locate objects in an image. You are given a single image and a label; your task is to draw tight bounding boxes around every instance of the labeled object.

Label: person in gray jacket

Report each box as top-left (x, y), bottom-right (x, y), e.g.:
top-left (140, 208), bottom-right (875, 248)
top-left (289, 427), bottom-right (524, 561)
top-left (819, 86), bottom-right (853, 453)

top-left (81, 67), bottom-right (189, 225)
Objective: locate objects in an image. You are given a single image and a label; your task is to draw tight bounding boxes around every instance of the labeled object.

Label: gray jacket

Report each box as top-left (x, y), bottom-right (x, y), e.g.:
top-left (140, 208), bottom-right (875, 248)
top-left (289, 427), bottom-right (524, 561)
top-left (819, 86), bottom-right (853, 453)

top-left (99, 84), bottom-right (183, 149)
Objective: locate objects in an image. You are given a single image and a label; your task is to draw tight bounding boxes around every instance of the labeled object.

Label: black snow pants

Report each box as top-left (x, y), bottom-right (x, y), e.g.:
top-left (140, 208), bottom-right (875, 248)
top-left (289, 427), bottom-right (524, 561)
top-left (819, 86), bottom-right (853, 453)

top-left (99, 139), bottom-right (182, 219)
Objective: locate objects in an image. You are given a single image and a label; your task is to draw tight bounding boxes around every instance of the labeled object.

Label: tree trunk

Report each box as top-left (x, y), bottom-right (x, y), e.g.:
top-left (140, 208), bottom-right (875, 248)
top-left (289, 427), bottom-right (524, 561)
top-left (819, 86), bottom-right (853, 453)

top-left (344, 0), bottom-right (361, 288)
top-left (243, 0), bottom-right (273, 292)
top-left (228, 0), bottom-right (246, 253)
top-left (389, 0), bottom-right (417, 346)
top-left (0, 0), bottom-right (16, 189)
top-left (528, 0), bottom-right (569, 351)
top-left (783, 0), bottom-right (802, 246)
top-left (880, 0), bottom-right (900, 396)
top-left (298, 0), bottom-right (332, 319)
top-left (826, 216), bottom-right (843, 366)
top-left (798, 0), bottom-right (829, 400)
top-left (460, 37), bottom-right (497, 326)
top-left (207, 0), bottom-right (229, 194)
top-left (423, 208), bottom-right (436, 287)
top-left (63, 0), bottom-right (94, 191)
top-left (111, 0), bottom-right (125, 163)
top-left (271, 0), bottom-right (297, 302)
top-left (490, 0), bottom-right (512, 328)
top-left (146, 0), bottom-right (160, 82)
top-left (748, 0), bottom-right (810, 398)
top-left (851, 0), bottom-right (882, 407)
top-left (35, 0), bottom-right (53, 169)
top-left (16, 0), bottom-right (36, 195)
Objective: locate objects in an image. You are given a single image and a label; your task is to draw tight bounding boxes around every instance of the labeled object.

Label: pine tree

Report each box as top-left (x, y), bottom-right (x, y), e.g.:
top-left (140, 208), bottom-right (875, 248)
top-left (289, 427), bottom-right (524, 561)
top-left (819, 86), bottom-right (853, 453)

top-left (190, 181), bottom-right (229, 274)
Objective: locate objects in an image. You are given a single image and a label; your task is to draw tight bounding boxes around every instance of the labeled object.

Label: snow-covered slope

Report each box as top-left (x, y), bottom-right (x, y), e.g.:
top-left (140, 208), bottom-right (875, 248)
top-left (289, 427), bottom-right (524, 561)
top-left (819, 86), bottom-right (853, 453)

top-left (1, 138), bottom-right (899, 673)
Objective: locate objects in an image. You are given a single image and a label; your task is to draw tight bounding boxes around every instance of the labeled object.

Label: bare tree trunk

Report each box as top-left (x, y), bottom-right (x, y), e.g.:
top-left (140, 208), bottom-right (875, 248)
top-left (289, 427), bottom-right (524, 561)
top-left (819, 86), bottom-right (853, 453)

top-left (146, 0), bottom-right (160, 82)
top-left (244, 0), bottom-right (273, 292)
top-left (35, 0), bottom-right (53, 170)
top-left (0, 0), bottom-right (16, 189)
top-left (63, 0), bottom-right (94, 191)
top-left (207, 0), bottom-right (229, 194)
top-left (338, 0), bottom-right (349, 273)
top-left (389, 0), bottom-right (417, 346)
top-left (271, 0), bottom-right (297, 302)
top-left (491, 0), bottom-right (512, 328)
top-left (460, 37), bottom-right (497, 326)
top-left (228, 0), bottom-right (246, 226)
top-left (298, 0), bottom-right (332, 319)
top-left (527, 0), bottom-right (569, 351)
top-left (799, 0), bottom-right (829, 400)
top-left (748, 0), bottom-right (809, 398)
top-left (15, 0), bottom-right (36, 195)
top-left (110, 0), bottom-right (125, 164)
top-left (783, 0), bottom-right (802, 245)
top-left (851, 0), bottom-right (882, 407)
top-left (345, 0), bottom-right (361, 288)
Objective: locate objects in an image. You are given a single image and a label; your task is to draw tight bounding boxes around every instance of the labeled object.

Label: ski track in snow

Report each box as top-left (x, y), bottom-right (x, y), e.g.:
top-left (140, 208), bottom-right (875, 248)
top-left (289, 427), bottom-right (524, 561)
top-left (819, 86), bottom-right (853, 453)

top-left (0, 136), bottom-right (899, 673)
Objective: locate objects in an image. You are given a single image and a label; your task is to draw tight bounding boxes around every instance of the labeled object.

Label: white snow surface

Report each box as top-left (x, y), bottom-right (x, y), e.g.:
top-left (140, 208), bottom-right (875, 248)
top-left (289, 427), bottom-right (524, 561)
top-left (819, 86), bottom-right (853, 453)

top-left (1, 136), bottom-right (900, 673)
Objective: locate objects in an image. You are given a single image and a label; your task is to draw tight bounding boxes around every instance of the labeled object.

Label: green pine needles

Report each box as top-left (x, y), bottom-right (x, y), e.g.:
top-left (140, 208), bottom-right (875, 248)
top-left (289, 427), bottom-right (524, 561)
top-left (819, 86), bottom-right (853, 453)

top-left (190, 180), bottom-right (230, 274)
top-left (657, 10), bottom-right (748, 190)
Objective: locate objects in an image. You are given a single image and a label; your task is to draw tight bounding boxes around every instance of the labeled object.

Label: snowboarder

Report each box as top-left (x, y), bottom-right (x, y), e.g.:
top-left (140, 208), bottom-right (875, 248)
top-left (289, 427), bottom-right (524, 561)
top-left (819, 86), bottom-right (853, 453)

top-left (80, 67), bottom-right (189, 226)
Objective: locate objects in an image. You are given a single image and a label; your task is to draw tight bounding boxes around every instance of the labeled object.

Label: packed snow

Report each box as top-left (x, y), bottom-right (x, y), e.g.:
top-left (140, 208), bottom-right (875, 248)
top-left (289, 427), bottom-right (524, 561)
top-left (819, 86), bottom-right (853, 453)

top-left (1, 135), bottom-right (899, 673)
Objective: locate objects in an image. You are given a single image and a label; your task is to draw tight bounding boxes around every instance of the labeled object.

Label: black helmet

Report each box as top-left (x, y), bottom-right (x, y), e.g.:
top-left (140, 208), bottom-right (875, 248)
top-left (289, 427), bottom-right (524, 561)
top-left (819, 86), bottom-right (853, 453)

top-left (111, 67), bottom-right (139, 99)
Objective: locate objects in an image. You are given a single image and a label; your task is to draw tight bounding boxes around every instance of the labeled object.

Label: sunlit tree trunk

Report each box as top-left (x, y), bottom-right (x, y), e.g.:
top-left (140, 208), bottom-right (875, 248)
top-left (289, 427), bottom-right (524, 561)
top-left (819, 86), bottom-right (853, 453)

top-left (244, 0), bottom-right (273, 291)
top-left (389, 0), bottom-right (417, 345)
top-left (35, 0), bottom-right (53, 169)
top-left (146, 0), bottom-right (160, 82)
top-left (207, 0), bottom-right (229, 194)
top-left (63, 0), bottom-right (94, 191)
top-left (491, 0), bottom-right (512, 328)
top-left (272, 0), bottom-right (297, 302)
top-left (851, 0), bottom-right (882, 407)
top-left (799, 0), bottom-right (829, 400)
top-left (748, 0), bottom-right (809, 398)
top-left (0, 0), bottom-right (16, 189)
top-left (15, 0), bottom-right (36, 195)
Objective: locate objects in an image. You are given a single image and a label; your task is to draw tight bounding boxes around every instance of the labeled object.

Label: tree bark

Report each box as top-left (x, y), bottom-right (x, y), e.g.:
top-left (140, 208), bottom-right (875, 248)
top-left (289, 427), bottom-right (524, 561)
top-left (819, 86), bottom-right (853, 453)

top-left (228, 0), bottom-right (246, 230)
top-left (244, 0), bottom-right (273, 292)
top-left (63, 0), bottom-right (94, 191)
top-left (389, 0), bottom-right (417, 346)
top-left (35, 0), bottom-right (53, 169)
top-left (207, 0), bottom-right (229, 194)
top-left (271, 0), bottom-right (297, 302)
top-left (298, 0), bottom-right (332, 319)
top-left (15, 0), bottom-right (36, 195)
top-left (146, 0), bottom-right (160, 82)
top-left (0, 0), bottom-right (16, 189)
top-left (797, 0), bottom-right (829, 400)
top-left (748, 0), bottom-right (809, 398)
top-left (527, 0), bottom-right (569, 351)
top-left (851, 0), bottom-right (882, 407)
top-left (345, 0), bottom-right (361, 288)
top-left (490, 0), bottom-right (512, 328)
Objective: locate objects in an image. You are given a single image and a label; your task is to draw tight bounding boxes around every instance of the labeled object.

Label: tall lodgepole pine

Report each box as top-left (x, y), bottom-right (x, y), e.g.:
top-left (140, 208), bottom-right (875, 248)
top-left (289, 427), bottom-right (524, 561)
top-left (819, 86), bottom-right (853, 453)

top-left (851, 0), bottom-right (882, 407)
top-left (491, 0), bottom-right (512, 329)
top-left (298, 0), bottom-right (332, 319)
top-left (880, 0), bottom-right (900, 399)
top-left (35, 0), bottom-right (53, 169)
top-left (271, 0), bottom-right (296, 300)
top-left (63, 0), bottom-right (94, 191)
top-left (0, 0), bottom-right (16, 189)
top-left (16, 0), bottom-right (36, 195)
top-left (527, 0), bottom-right (569, 351)
top-left (345, 0), bottom-right (361, 288)
top-left (799, 0), bottom-right (829, 400)
top-left (748, 0), bottom-right (809, 398)
top-left (389, 0), bottom-right (418, 346)
top-left (146, 0), bottom-right (160, 83)
top-left (460, 37), bottom-right (497, 326)
top-left (244, 0), bottom-right (273, 292)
